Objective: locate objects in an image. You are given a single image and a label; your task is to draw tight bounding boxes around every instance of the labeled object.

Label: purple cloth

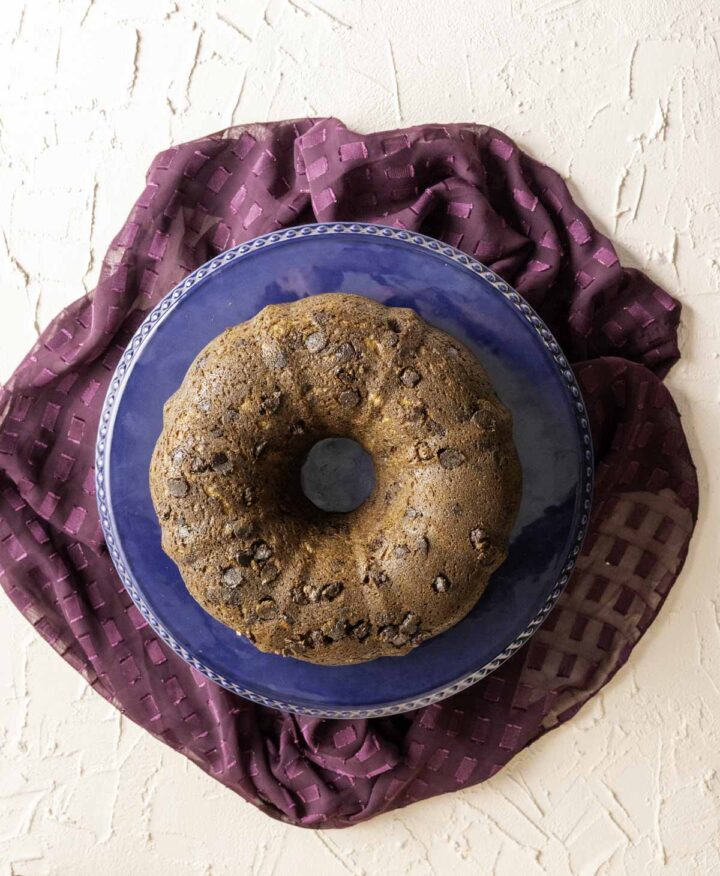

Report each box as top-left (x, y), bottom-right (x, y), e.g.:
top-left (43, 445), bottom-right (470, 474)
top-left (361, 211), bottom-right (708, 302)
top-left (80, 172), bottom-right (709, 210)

top-left (0, 119), bottom-right (698, 828)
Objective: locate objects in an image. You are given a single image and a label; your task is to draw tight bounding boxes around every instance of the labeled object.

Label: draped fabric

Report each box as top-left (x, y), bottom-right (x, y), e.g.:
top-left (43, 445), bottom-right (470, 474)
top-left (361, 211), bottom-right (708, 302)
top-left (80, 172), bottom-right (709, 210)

top-left (0, 119), bottom-right (697, 827)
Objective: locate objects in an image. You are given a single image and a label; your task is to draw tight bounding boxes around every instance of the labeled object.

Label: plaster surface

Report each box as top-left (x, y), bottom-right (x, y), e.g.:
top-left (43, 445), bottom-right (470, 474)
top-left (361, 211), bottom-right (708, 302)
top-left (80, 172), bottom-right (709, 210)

top-left (1, 1), bottom-right (719, 873)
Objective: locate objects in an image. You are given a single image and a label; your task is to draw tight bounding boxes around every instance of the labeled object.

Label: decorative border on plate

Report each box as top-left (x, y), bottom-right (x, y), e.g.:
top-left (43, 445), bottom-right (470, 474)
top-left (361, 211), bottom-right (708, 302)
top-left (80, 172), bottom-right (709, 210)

top-left (96, 223), bottom-right (593, 718)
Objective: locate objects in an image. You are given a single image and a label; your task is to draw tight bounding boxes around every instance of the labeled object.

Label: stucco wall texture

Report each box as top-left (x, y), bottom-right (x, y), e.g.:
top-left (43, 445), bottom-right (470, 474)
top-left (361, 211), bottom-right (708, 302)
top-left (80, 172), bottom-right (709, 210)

top-left (1, 1), bottom-right (719, 874)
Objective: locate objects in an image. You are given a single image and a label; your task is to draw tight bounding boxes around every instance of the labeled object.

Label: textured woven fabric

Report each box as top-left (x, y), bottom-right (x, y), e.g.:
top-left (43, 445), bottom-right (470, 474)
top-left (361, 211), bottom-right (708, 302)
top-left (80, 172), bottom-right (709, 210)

top-left (0, 118), bottom-right (698, 828)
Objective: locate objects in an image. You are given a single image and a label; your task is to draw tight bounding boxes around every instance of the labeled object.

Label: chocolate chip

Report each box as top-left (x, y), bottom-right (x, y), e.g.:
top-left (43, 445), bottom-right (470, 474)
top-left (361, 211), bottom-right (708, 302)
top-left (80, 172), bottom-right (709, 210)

top-left (311, 309), bottom-right (330, 326)
top-left (321, 581), bottom-right (344, 601)
top-left (177, 523), bottom-right (191, 541)
top-left (471, 406), bottom-right (498, 431)
top-left (447, 346), bottom-right (460, 358)
top-left (310, 630), bottom-right (325, 648)
top-left (400, 612), bottom-right (419, 635)
top-left (226, 520), bottom-right (253, 539)
top-left (393, 545), bottom-right (409, 559)
top-left (352, 621), bottom-right (371, 641)
top-left (302, 583), bottom-right (321, 603)
top-left (222, 407), bottom-right (238, 425)
top-left (222, 566), bottom-right (244, 587)
top-left (304, 331), bottom-right (327, 353)
top-left (387, 318), bottom-right (402, 333)
top-left (167, 477), bottom-right (189, 498)
top-left (439, 449), bottom-right (466, 469)
top-left (339, 388), bottom-right (360, 407)
top-left (261, 342), bottom-right (287, 370)
top-left (256, 598), bottom-right (277, 620)
top-left (470, 528), bottom-right (496, 563)
top-left (405, 507), bottom-right (421, 519)
top-left (237, 548), bottom-right (254, 567)
top-left (171, 448), bottom-right (185, 466)
top-left (243, 487), bottom-right (255, 506)
top-left (416, 441), bottom-right (433, 461)
top-left (253, 541), bottom-right (273, 562)
top-left (190, 457), bottom-right (206, 473)
top-left (416, 536), bottom-right (430, 556)
top-left (321, 619), bottom-right (347, 641)
top-left (335, 342), bottom-right (356, 363)
top-left (211, 452), bottom-right (233, 474)
top-left (379, 624), bottom-right (398, 642)
top-left (433, 574), bottom-right (451, 592)
top-left (260, 563), bottom-right (280, 584)
top-left (259, 391), bottom-right (282, 415)
top-left (261, 562), bottom-right (280, 585)
top-left (426, 418), bottom-right (446, 436)
top-left (400, 368), bottom-right (421, 387)
top-left (376, 627), bottom-right (409, 647)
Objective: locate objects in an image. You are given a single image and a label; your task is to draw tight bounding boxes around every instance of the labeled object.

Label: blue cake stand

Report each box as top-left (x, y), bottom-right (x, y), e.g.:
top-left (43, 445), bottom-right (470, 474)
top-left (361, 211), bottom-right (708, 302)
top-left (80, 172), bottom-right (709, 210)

top-left (96, 223), bottom-right (592, 717)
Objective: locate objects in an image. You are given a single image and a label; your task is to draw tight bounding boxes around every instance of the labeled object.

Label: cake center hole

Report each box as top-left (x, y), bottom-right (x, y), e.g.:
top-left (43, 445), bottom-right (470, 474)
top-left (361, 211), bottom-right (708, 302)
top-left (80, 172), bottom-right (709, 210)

top-left (300, 437), bottom-right (376, 513)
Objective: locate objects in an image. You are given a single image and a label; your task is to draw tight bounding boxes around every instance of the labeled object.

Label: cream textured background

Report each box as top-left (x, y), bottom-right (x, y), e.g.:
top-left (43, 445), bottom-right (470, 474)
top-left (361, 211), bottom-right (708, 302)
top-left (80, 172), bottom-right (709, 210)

top-left (1, 1), bottom-right (719, 873)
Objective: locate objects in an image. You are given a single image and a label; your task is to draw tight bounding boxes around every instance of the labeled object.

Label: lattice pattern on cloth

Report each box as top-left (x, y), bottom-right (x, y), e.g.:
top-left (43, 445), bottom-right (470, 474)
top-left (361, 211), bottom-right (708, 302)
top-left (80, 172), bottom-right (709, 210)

top-left (0, 119), bottom-right (697, 827)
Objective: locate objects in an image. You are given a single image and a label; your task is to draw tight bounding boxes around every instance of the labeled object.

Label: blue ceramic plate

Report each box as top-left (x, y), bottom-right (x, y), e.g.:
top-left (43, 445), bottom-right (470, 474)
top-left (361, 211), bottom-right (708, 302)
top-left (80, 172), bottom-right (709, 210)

top-left (96, 223), bottom-right (592, 718)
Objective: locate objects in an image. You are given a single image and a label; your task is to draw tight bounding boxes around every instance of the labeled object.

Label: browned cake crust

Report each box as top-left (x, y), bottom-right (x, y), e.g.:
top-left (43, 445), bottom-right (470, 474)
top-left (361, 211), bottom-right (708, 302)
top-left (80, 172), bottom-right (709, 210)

top-left (149, 293), bottom-right (522, 664)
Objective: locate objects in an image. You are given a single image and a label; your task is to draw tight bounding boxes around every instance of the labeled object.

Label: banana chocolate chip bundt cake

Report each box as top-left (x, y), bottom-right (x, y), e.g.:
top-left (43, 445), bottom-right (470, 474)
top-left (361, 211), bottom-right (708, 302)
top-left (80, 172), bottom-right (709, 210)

top-left (150, 293), bottom-right (521, 665)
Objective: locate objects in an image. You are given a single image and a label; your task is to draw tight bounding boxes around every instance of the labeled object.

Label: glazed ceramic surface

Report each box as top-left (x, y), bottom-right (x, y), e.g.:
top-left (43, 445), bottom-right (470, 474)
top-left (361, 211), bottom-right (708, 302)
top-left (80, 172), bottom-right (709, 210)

top-left (96, 223), bottom-right (592, 717)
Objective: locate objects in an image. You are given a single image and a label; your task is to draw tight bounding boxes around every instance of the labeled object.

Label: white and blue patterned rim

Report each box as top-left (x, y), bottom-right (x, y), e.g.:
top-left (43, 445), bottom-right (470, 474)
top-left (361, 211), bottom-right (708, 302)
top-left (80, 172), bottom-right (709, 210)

top-left (96, 222), bottom-right (594, 718)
